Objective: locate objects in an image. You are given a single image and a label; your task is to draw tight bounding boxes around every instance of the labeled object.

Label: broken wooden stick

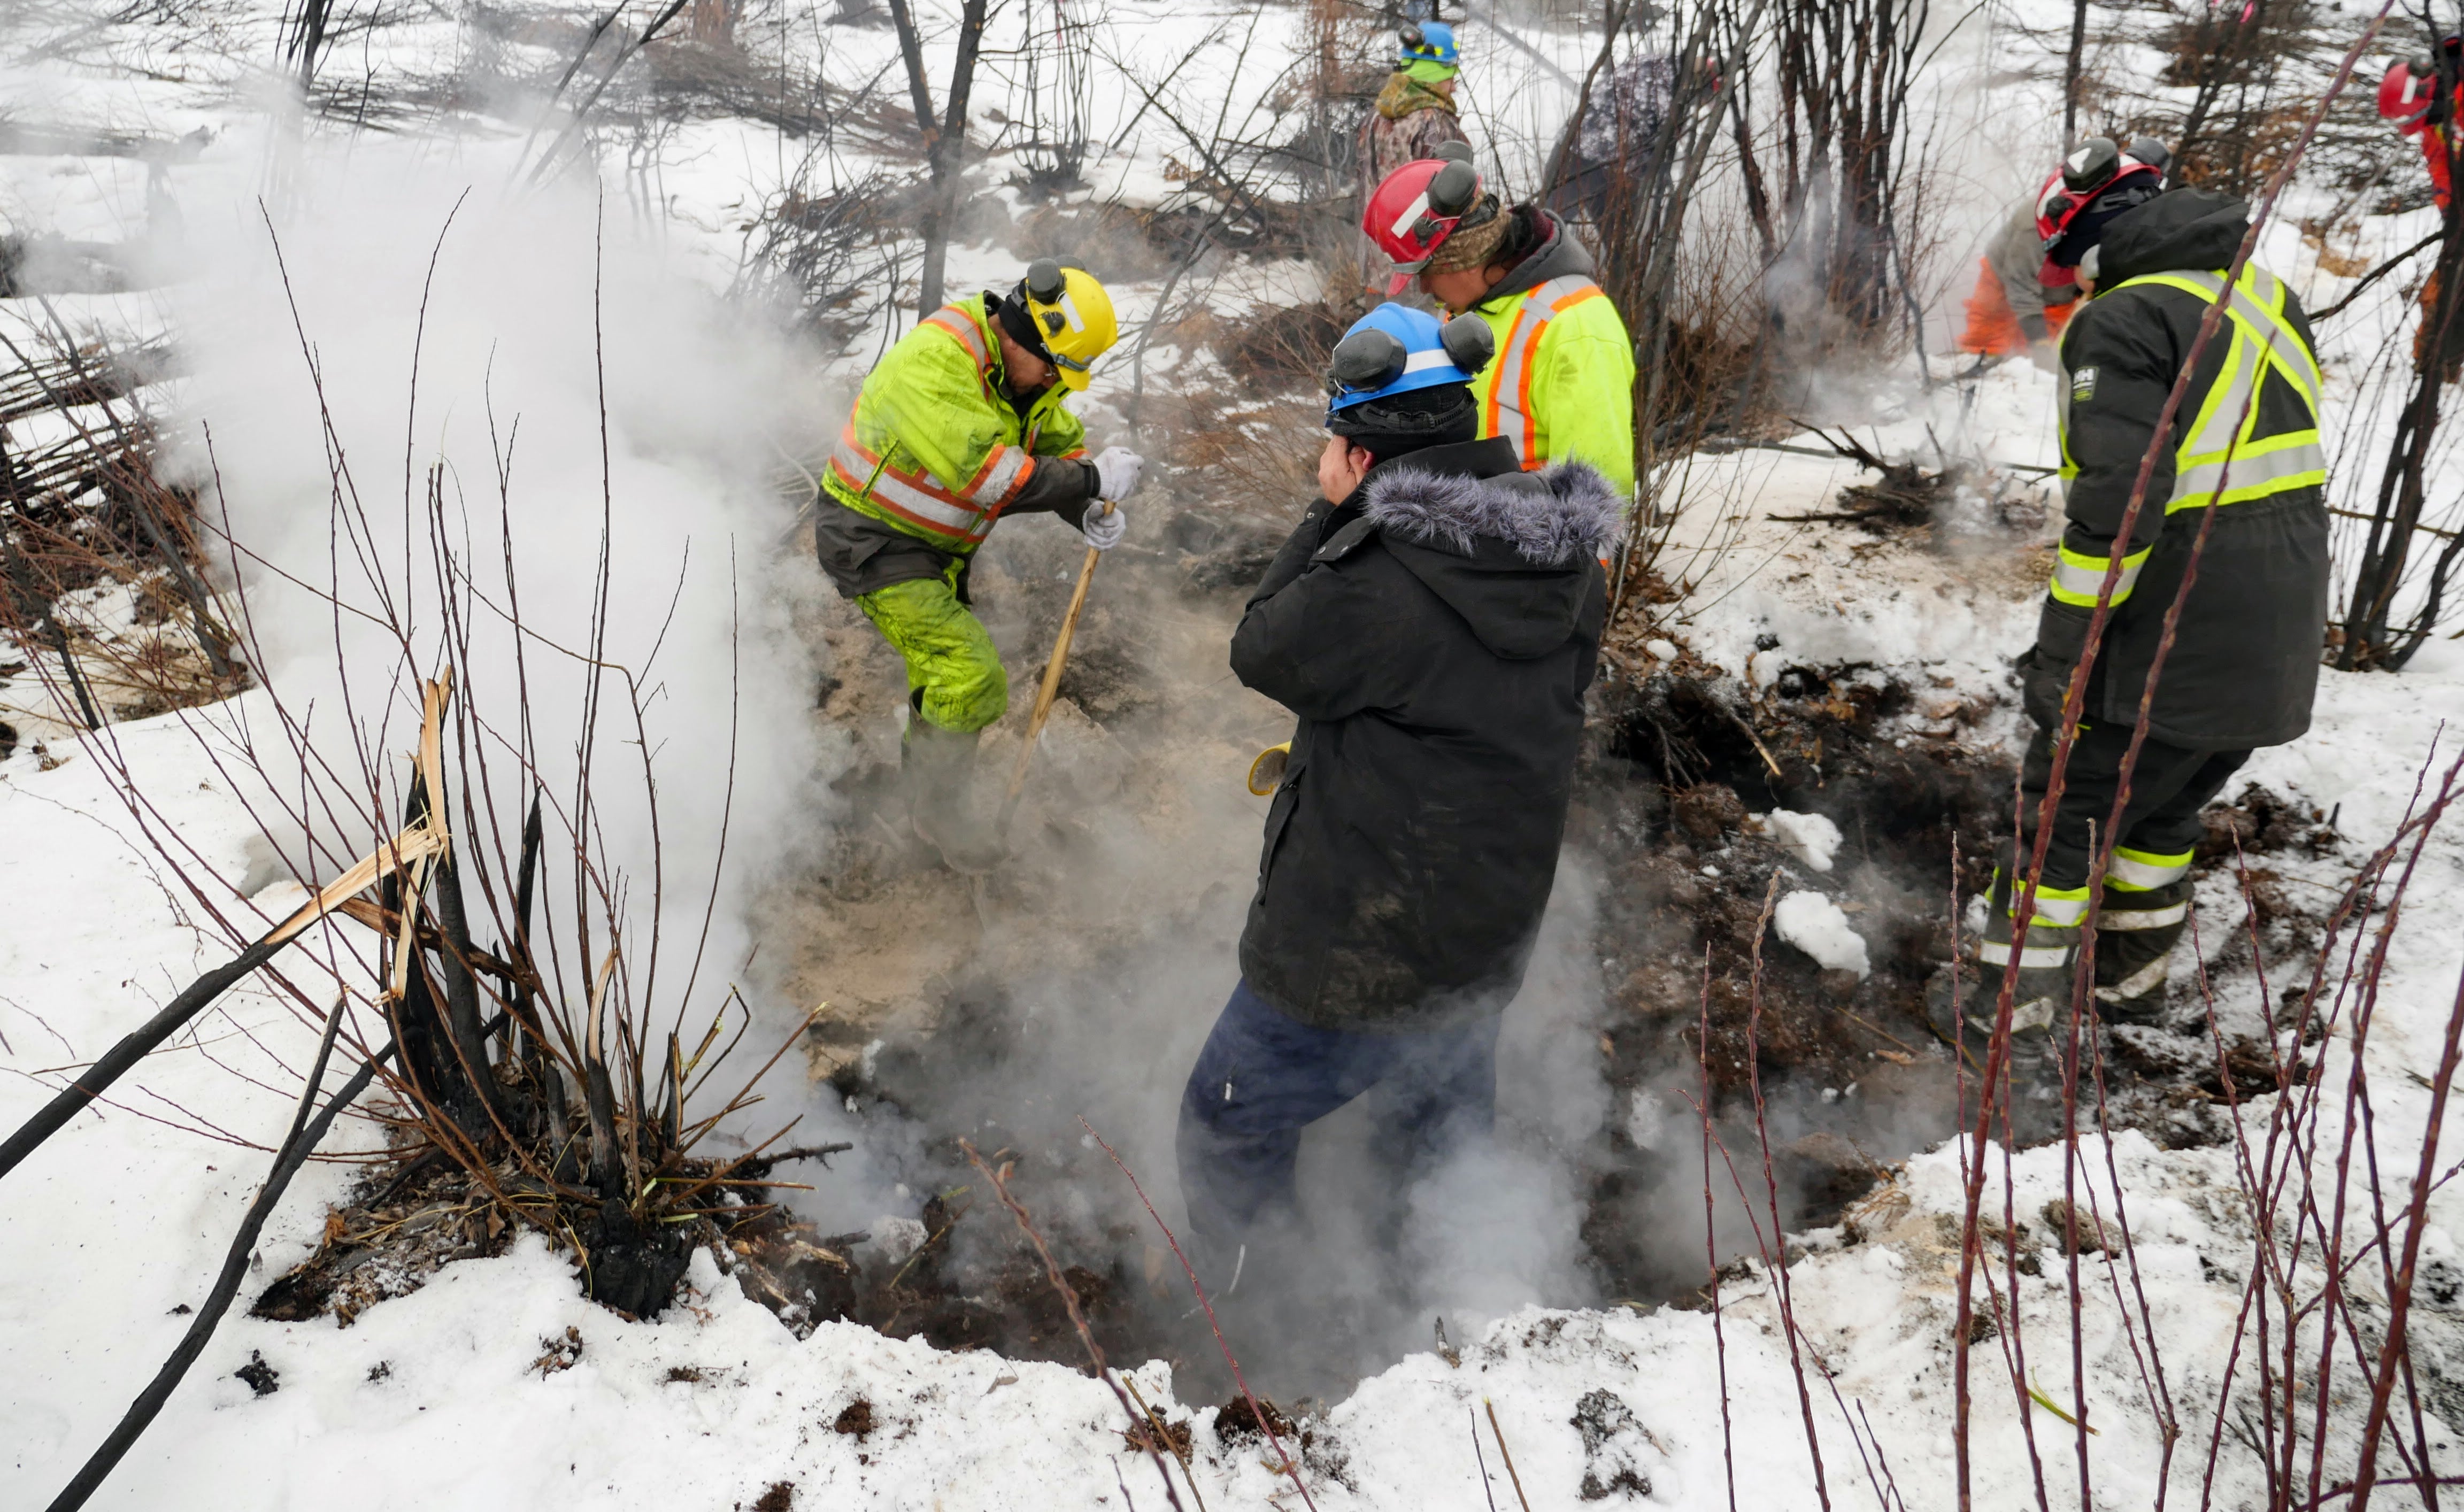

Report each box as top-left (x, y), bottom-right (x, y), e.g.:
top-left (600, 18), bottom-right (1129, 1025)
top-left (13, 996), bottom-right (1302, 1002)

top-left (0, 815), bottom-right (446, 1183)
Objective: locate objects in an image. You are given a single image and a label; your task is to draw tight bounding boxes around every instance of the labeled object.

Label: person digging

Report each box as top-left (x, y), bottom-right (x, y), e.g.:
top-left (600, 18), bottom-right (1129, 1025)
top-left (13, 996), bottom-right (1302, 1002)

top-left (1955, 135), bottom-right (2168, 372)
top-left (1933, 188), bottom-right (2329, 1104)
top-left (1175, 302), bottom-right (1619, 1288)
top-left (814, 258), bottom-right (1145, 871)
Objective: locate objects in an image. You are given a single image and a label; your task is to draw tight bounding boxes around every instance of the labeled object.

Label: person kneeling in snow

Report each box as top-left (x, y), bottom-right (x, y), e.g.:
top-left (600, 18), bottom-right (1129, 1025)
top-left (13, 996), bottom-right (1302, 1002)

top-left (1936, 187), bottom-right (2329, 1083)
top-left (1175, 304), bottom-right (1617, 1280)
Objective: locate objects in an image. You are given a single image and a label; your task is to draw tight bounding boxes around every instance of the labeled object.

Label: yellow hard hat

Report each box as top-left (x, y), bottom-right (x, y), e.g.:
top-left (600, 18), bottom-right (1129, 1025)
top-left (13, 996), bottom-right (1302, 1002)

top-left (1021, 258), bottom-right (1118, 391)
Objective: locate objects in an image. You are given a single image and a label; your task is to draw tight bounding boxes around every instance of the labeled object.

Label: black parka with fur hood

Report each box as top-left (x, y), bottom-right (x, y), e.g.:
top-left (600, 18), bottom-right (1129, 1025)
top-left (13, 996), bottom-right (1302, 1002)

top-left (1230, 436), bottom-right (1616, 1032)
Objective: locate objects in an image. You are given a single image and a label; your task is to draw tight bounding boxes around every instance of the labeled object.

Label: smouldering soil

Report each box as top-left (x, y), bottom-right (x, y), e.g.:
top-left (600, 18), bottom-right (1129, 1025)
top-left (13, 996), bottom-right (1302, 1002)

top-left (264, 474), bottom-right (2344, 1398)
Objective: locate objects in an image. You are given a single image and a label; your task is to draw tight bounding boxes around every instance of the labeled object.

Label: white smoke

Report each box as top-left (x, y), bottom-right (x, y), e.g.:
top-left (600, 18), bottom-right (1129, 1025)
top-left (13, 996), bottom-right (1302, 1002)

top-left (164, 125), bottom-right (844, 1060)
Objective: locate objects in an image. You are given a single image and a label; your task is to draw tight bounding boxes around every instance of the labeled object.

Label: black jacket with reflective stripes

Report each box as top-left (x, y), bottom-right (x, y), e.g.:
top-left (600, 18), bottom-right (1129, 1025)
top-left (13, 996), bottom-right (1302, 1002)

top-left (2047, 188), bottom-right (2329, 751)
top-left (1230, 437), bottom-right (1613, 1032)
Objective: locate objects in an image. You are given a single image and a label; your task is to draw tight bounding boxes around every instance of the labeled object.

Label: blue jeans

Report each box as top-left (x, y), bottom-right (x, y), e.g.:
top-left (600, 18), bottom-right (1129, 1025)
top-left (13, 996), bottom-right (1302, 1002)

top-left (1175, 980), bottom-right (1500, 1255)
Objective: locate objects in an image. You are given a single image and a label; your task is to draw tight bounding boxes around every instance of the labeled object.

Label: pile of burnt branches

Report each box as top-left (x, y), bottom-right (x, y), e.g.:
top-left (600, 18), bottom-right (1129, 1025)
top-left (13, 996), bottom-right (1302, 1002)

top-left (0, 325), bottom-right (241, 736)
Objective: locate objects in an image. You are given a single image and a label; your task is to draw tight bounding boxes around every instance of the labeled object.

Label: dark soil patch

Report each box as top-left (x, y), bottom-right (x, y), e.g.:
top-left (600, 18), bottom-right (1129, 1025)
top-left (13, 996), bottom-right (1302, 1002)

top-left (234, 1351), bottom-right (279, 1397)
top-left (1124, 1415), bottom-right (1195, 1457)
top-left (833, 1398), bottom-right (875, 1439)
top-left (1577, 665), bottom-right (2007, 1104)
top-left (1214, 1393), bottom-right (1299, 1446)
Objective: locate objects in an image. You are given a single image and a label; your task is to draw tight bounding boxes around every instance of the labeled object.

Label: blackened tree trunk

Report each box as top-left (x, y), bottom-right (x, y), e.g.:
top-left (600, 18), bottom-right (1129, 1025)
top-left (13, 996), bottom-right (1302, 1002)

top-left (384, 783), bottom-right (491, 1141)
top-left (886, 0), bottom-right (991, 317)
top-left (2339, 172), bottom-right (2464, 669)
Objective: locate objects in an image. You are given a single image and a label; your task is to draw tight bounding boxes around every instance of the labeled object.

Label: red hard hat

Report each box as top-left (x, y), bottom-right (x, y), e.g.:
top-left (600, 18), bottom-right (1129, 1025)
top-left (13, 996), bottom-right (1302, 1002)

top-left (2382, 56), bottom-right (2439, 128)
top-left (1362, 157), bottom-right (1484, 295)
top-left (2030, 140), bottom-right (2163, 287)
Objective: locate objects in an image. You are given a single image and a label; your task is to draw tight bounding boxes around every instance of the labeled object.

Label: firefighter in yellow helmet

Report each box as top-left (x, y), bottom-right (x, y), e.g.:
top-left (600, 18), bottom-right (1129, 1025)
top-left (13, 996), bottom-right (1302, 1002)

top-left (815, 258), bottom-right (1141, 869)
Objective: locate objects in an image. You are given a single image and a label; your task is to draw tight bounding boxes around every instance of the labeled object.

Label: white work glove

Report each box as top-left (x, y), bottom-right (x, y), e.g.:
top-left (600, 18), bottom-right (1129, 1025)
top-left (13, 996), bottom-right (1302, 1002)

top-left (2028, 340), bottom-right (2060, 375)
top-left (1081, 499), bottom-right (1127, 551)
top-left (1092, 446), bottom-right (1145, 503)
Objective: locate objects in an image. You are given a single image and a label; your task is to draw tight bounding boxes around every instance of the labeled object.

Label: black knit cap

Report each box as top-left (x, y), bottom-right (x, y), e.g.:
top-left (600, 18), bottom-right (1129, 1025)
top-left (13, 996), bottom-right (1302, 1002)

top-left (1327, 383), bottom-right (1480, 467)
top-left (993, 291), bottom-right (1053, 361)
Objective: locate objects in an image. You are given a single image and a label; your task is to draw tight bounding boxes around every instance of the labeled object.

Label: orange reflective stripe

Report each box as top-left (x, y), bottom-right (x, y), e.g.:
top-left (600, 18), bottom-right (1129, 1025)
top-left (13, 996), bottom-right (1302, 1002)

top-left (830, 423), bottom-right (999, 544)
top-left (924, 308), bottom-right (988, 360)
top-left (1513, 320), bottom-right (1544, 463)
top-left (1483, 275), bottom-right (1598, 469)
top-left (1481, 308), bottom-right (1532, 438)
top-left (922, 306), bottom-right (996, 402)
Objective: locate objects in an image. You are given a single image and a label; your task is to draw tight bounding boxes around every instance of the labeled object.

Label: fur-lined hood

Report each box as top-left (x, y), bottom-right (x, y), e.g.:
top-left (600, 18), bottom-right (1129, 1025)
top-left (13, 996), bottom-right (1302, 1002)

top-left (1364, 458), bottom-right (1623, 566)
top-left (1353, 450), bottom-right (1619, 660)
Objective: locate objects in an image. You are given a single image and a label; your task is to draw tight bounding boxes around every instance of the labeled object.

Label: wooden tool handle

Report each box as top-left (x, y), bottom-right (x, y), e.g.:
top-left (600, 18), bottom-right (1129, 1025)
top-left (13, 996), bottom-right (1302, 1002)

top-left (1004, 500), bottom-right (1114, 804)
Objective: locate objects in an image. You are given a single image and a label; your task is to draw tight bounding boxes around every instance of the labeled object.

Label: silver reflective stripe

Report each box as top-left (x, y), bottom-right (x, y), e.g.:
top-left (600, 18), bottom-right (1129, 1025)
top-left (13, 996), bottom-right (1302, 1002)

top-left (2171, 441), bottom-right (2324, 502)
top-left (1977, 938), bottom-right (2074, 969)
top-left (969, 445), bottom-right (1030, 506)
top-left (867, 470), bottom-right (987, 534)
top-left (2140, 268), bottom-right (2326, 510)
top-left (2107, 853), bottom-right (2190, 890)
top-left (833, 436), bottom-right (987, 535)
top-left (2027, 891), bottom-right (2092, 928)
top-left (2050, 549), bottom-right (2143, 605)
top-left (2099, 901), bottom-right (2189, 930)
top-left (1485, 275), bottom-right (1596, 464)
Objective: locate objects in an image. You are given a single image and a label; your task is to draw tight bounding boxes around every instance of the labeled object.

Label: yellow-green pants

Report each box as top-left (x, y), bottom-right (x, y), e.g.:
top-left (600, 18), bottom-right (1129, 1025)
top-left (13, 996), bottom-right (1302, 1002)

top-left (856, 573), bottom-right (1008, 734)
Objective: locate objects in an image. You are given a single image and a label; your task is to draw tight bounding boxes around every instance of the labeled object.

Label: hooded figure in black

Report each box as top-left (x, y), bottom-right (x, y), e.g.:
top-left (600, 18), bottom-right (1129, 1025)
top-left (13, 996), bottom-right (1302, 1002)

top-left (1175, 307), bottom-right (1617, 1277)
top-left (1942, 187), bottom-right (2329, 1068)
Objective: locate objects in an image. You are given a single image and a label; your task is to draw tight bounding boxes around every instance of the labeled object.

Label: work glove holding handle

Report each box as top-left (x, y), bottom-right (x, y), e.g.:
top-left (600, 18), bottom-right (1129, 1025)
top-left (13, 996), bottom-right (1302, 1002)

top-left (2021, 599), bottom-right (2093, 730)
top-left (1092, 446), bottom-right (1145, 503)
top-left (1081, 498), bottom-right (1127, 552)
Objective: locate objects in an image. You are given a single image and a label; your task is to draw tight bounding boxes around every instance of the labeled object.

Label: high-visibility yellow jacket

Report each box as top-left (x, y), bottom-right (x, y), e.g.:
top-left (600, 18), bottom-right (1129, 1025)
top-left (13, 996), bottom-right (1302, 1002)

top-left (822, 296), bottom-right (1088, 554)
top-left (1464, 216), bottom-right (1636, 495)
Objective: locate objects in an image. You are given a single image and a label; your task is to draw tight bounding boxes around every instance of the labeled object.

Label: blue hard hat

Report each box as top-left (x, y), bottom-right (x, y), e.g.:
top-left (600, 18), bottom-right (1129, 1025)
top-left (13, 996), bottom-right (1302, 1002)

top-left (1323, 302), bottom-right (1495, 421)
top-left (1398, 20), bottom-right (1458, 66)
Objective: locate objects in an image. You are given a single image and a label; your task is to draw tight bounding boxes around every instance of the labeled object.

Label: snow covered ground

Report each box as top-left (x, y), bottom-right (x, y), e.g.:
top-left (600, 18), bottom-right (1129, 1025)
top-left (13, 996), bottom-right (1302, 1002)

top-left (7, 0), bottom-right (2464, 1507)
top-left (7, 643), bottom-right (2461, 1509)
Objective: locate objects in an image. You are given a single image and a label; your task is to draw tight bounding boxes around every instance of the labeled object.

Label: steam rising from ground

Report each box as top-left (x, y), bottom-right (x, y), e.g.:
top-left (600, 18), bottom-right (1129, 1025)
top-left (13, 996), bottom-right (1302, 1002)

top-left (166, 129), bottom-right (842, 1089)
top-left (148, 127), bottom-right (1964, 1402)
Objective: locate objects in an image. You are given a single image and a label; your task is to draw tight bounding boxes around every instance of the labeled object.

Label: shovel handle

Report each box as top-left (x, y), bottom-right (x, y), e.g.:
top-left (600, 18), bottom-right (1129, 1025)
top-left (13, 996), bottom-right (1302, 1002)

top-left (1004, 500), bottom-right (1114, 805)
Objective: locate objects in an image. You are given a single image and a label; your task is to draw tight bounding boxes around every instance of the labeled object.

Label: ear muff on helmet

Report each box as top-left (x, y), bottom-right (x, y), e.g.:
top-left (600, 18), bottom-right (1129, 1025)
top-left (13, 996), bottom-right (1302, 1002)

top-left (1326, 327), bottom-right (1410, 397)
top-left (1439, 313), bottom-right (1494, 374)
top-left (2124, 136), bottom-right (2171, 175)
top-left (2062, 136), bottom-right (2121, 194)
top-left (1011, 260), bottom-right (1118, 390)
top-left (1025, 257), bottom-right (1067, 306)
top-left (1426, 159), bottom-right (1480, 219)
top-left (1431, 140), bottom-right (1474, 168)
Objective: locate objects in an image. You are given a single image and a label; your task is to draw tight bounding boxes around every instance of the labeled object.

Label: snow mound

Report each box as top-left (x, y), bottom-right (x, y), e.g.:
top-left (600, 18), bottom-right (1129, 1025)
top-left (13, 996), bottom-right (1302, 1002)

top-left (1755, 809), bottom-right (1844, 872)
top-left (1774, 891), bottom-right (1869, 976)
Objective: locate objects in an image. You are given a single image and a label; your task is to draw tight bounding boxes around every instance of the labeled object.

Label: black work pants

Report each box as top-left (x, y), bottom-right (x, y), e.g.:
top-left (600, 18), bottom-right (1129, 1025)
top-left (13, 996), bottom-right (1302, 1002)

top-left (2007, 721), bottom-right (2249, 893)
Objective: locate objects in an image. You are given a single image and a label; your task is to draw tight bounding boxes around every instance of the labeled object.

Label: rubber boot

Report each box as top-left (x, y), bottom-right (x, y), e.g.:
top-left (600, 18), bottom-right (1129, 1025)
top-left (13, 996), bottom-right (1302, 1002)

top-left (1926, 960), bottom-right (2074, 1052)
top-left (902, 716), bottom-right (1005, 874)
top-left (2093, 877), bottom-right (2190, 1025)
